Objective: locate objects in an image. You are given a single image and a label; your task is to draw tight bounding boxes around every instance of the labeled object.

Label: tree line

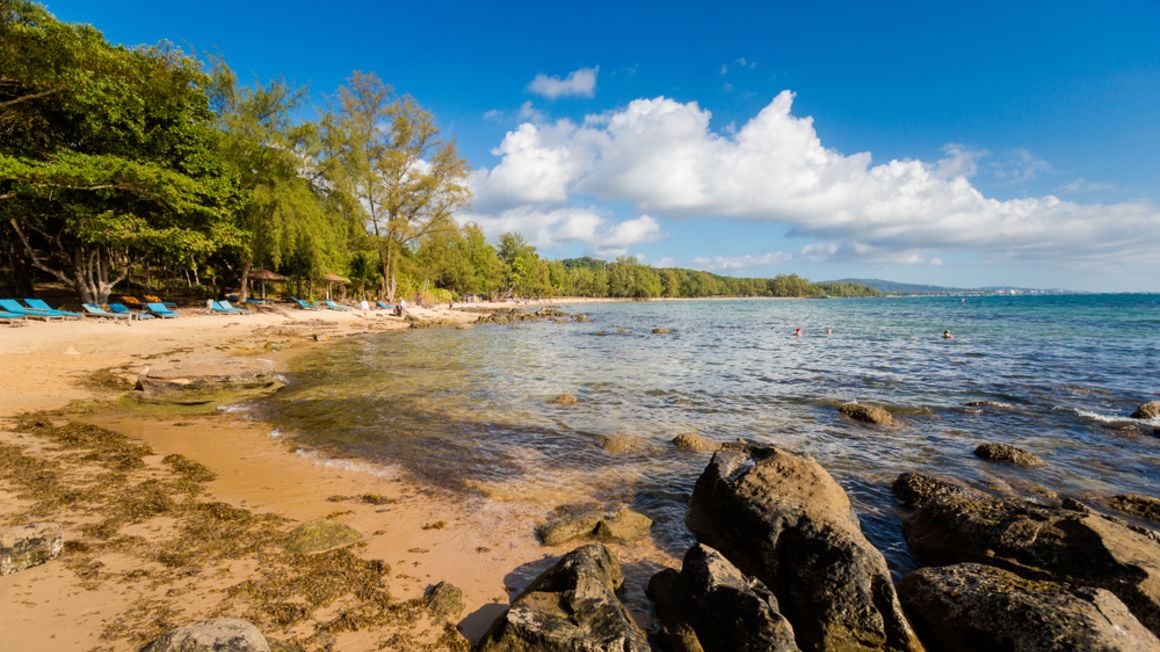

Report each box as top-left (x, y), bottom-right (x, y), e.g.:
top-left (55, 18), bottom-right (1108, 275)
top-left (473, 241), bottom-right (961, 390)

top-left (0, 1), bottom-right (876, 304)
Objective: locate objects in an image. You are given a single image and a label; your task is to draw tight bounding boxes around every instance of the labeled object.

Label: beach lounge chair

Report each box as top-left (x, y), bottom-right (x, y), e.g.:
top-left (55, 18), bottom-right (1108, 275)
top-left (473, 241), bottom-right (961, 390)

top-left (376, 301), bottom-right (394, 311)
top-left (210, 300), bottom-right (246, 315)
top-left (0, 299), bottom-right (63, 321)
top-left (23, 298), bottom-right (82, 319)
top-left (0, 310), bottom-right (26, 322)
top-left (291, 297), bottom-right (321, 310)
top-left (146, 302), bottom-right (179, 318)
top-left (322, 300), bottom-right (352, 311)
top-left (143, 294), bottom-right (178, 310)
top-left (109, 303), bottom-right (154, 320)
top-left (219, 300), bottom-right (250, 314)
top-left (82, 303), bottom-right (131, 320)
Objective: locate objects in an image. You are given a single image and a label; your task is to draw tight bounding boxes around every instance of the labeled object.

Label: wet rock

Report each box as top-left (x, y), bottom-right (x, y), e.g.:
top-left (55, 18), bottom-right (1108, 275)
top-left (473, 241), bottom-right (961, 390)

top-left (648, 544), bottom-right (798, 652)
top-left (425, 581), bottom-right (465, 622)
top-left (573, 313), bottom-right (590, 323)
top-left (535, 306), bottom-right (566, 318)
top-left (478, 544), bottom-right (649, 652)
top-left (686, 447), bottom-right (922, 651)
top-left (593, 507), bottom-right (653, 543)
top-left (284, 519), bottom-right (361, 555)
top-left (973, 442), bottom-right (1046, 467)
top-left (0, 523), bottom-right (63, 575)
top-left (549, 393), bottom-right (578, 406)
top-left (963, 400), bottom-right (1018, 409)
top-left (672, 432), bottom-right (723, 453)
top-left (136, 357), bottom-right (278, 396)
top-left (652, 328), bottom-right (673, 334)
top-left (901, 483), bottom-right (1160, 636)
top-left (536, 504), bottom-right (652, 546)
top-left (899, 563), bottom-right (1159, 652)
top-left (1107, 494), bottom-right (1160, 523)
top-left (597, 432), bottom-right (646, 454)
top-left (837, 402), bottom-right (894, 426)
top-left (140, 618), bottom-right (270, 652)
top-left (654, 623), bottom-right (706, 652)
top-left (892, 472), bottom-right (976, 509)
top-left (1133, 401), bottom-right (1160, 420)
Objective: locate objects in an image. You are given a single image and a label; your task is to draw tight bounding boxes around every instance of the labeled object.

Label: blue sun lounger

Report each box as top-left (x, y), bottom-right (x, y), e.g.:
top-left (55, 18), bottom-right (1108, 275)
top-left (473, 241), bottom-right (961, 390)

top-left (23, 298), bottom-right (82, 319)
top-left (376, 301), bottom-right (394, 311)
top-left (146, 302), bottom-right (179, 318)
top-left (0, 310), bottom-right (26, 322)
top-left (0, 298), bottom-right (63, 321)
top-left (82, 303), bottom-right (131, 320)
top-left (291, 297), bottom-right (321, 310)
top-left (109, 303), bottom-right (154, 319)
top-left (219, 300), bottom-right (250, 314)
top-left (322, 300), bottom-right (352, 311)
top-left (210, 300), bottom-right (246, 315)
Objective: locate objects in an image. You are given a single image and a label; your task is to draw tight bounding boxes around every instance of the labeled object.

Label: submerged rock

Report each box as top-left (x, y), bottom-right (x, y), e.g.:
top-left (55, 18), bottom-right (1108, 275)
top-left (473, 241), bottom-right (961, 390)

top-left (140, 618), bottom-right (269, 652)
top-left (136, 357), bottom-right (278, 396)
top-left (672, 432), bottom-right (724, 453)
top-left (837, 402), bottom-right (894, 426)
top-left (536, 504), bottom-right (652, 546)
top-left (1106, 494), bottom-right (1160, 523)
top-left (973, 442), bottom-right (1046, 467)
top-left (686, 447), bottom-right (922, 651)
top-left (899, 563), bottom-right (1158, 651)
top-left (284, 519), bottom-right (361, 555)
top-left (425, 581), bottom-right (465, 622)
top-left (597, 432), bottom-right (646, 454)
top-left (1132, 401), bottom-right (1160, 420)
top-left (963, 400), bottom-right (1018, 409)
top-left (0, 523), bottom-right (63, 575)
top-left (477, 544), bottom-right (649, 652)
top-left (649, 544), bottom-right (798, 652)
top-left (652, 328), bottom-right (673, 334)
top-left (901, 480), bottom-right (1160, 636)
top-left (549, 393), bottom-right (578, 406)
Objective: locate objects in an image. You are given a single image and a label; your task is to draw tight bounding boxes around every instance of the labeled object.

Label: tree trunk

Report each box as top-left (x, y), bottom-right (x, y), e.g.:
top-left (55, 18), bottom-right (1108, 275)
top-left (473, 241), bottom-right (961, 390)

top-left (2, 222), bottom-right (35, 298)
top-left (239, 259), bottom-right (252, 302)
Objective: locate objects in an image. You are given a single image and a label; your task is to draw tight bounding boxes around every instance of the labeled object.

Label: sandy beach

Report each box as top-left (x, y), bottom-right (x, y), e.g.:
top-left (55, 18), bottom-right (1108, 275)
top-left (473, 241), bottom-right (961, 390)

top-left (0, 300), bottom-right (671, 651)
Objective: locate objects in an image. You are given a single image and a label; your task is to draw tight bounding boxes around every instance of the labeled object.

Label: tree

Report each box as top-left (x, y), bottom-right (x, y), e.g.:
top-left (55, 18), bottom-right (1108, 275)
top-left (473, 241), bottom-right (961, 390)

top-left (1, 2), bottom-right (240, 303)
top-left (323, 72), bottom-right (470, 300)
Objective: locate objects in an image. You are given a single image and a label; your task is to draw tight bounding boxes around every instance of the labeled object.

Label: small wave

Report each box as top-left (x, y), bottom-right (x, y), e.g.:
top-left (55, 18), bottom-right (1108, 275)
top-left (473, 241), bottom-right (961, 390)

top-left (293, 448), bottom-right (403, 480)
top-left (1073, 408), bottom-right (1158, 428)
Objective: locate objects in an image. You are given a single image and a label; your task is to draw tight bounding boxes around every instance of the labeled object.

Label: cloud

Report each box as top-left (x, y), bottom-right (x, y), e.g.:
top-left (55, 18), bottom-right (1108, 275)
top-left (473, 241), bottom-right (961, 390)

top-left (528, 66), bottom-right (599, 99)
top-left (469, 90), bottom-right (1160, 266)
top-left (692, 251), bottom-right (793, 271)
top-left (459, 207), bottom-right (660, 258)
top-left (991, 147), bottom-right (1054, 184)
top-left (1059, 178), bottom-right (1116, 193)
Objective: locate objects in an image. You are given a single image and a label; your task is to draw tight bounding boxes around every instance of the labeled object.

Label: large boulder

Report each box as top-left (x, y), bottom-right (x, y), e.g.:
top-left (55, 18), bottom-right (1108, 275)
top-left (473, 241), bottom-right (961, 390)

top-left (477, 544), bottom-right (649, 651)
top-left (1132, 401), bottom-right (1160, 420)
top-left (0, 523), bottom-right (63, 575)
top-left (898, 563), bottom-right (1159, 651)
top-left (135, 356), bottom-right (279, 404)
top-left (900, 478), bottom-right (1160, 636)
top-left (838, 402), bottom-right (894, 426)
top-left (973, 443), bottom-right (1046, 467)
top-left (648, 544), bottom-right (798, 651)
top-left (686, 447), bottom-right (922, 651)
top-left (140, 618), bottom-right (269, 651)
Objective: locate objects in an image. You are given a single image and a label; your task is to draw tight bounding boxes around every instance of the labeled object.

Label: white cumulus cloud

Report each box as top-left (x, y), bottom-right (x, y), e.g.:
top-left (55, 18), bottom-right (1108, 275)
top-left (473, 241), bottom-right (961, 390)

top-left (528, 66), bottom-right (599, 99)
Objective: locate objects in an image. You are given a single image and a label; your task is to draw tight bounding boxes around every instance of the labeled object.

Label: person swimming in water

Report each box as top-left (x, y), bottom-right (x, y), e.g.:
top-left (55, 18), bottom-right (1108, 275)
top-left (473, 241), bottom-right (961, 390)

top-left (942, 329), bottom-right (954, 339)
top-left (794, 327), bottom-right (802, 337)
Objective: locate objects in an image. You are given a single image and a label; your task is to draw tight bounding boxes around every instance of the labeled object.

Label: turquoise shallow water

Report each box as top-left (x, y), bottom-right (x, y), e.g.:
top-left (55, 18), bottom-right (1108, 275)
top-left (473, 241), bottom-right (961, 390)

top-left (258, 294), bottom-right (1160, 572)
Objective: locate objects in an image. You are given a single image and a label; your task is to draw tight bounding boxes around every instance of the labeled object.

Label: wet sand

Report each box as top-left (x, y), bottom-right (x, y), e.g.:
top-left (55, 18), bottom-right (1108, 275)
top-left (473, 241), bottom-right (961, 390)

top-left (0, 299), bottom-right (671, 650)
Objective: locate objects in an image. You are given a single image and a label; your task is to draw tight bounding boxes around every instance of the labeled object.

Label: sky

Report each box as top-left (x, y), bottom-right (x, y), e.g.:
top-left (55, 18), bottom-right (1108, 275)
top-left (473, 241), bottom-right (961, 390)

top-left (42, 0), bottom-right (1160, 291)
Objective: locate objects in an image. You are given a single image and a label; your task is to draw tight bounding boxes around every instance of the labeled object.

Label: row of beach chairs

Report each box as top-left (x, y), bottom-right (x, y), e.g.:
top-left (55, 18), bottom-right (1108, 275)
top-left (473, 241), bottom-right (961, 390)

top-left (0, 298), bottom-right (178, 323)
top-left (290, 297), bottom-right (392, 312)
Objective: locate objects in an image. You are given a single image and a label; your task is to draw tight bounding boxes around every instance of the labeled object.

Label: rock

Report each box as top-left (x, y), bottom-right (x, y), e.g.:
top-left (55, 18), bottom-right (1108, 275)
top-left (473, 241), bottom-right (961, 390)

top-left (973, 442), bottom-right (1046, 467)
top-left (537, 504), bottom-right (652, 546)
top-left (593, 507), bottom-right (653, 543)
top-left (573, 313), bottom-right (590, 323)
top-left (284, 519), bottom-right (361, 555)
top-left (652, 328), bottom-right (673, 334)
top-left (837, 402), bottom-right (894, 426)
top-left (424, 581), bottom-right (465, 622)
top-left (549, 393), bottom-right (578, 406)
top-left (686, 447), bottom-right (922, 651)
top-left (0, 523), bottom-right (63, 575)
top-left (892, 472), bottom-right (975, 509)
top-left (140, 618), bottom-right (270, 652)
top-left (648, 544), bottom-right (799, 652)
top-left (1107, 494), bottom-right (1160, 523)
top-left (477, 544), bottom-right (649, 652)
top-left (901, 482), bottom-right (1160, 636)
top-left (1132, 401), bottom-right (1160, 420)
top-left (963, 400), bottom-right (1018, 409)
top-left (136, 357), bottom-right (278, 396)
top-left (672, 432), bottom-right (723, 453)
top-left (898, 563), bottom-right (1159, 651)
top-left (654, 623), bottom-right (706, 652)
top-left (597, 432), bottom-right (645, 454)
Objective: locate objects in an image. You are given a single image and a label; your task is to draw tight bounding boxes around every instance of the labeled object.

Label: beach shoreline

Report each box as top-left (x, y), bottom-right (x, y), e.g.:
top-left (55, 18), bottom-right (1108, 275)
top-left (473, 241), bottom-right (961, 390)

top-left (0, 298), bottom-right (673, 650)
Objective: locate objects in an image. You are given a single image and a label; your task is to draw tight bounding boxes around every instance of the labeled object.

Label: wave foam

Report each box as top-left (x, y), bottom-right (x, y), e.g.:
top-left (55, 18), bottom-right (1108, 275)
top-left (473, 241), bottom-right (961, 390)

top-left (293, 448), bottom-right (403, 480)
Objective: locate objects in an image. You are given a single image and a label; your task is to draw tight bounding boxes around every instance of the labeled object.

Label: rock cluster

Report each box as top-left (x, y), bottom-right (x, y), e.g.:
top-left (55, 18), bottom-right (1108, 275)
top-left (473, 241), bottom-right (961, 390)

top-left (0, 522), bottom-right (63, 575)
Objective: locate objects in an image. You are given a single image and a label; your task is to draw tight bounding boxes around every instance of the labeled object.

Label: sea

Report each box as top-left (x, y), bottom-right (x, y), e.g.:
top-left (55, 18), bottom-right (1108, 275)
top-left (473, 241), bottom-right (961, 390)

top-left (255, 294), bottom-right (1160, 574)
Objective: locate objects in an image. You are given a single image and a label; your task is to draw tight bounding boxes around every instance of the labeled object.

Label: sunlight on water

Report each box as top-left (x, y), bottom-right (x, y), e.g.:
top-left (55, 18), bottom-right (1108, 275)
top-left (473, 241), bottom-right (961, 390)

top-left (258, 295), bottom-right (1160, 570)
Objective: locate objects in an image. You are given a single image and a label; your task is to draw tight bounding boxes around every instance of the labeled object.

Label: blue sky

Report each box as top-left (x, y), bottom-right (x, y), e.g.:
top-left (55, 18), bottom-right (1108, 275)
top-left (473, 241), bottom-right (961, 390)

top-left (44, 1), bottom-right (1160, 291)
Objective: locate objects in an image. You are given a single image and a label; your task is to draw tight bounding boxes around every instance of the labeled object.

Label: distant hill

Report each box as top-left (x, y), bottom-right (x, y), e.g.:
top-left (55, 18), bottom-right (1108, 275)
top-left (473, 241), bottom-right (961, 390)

top-left (832, 278), bottom-right (1072, 296)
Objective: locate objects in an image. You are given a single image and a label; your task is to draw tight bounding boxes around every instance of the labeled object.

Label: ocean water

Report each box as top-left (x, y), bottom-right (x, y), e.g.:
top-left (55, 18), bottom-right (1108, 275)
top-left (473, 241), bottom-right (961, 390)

top-left (257, 294), bottom-right (1160, 573)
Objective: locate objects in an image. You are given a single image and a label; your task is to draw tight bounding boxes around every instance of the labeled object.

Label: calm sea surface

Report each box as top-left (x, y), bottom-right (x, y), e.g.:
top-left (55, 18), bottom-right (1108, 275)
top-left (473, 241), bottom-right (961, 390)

top-left (257, 294), bottom-right (1160, 572)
